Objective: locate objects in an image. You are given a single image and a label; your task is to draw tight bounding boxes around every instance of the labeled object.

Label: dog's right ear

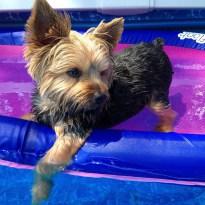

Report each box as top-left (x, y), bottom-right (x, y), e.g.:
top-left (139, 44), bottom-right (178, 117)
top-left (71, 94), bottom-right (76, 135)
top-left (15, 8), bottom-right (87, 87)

top-left (25, 0), bottom-right (71, 47)
top-left (25, 0), bottom-right (71, 81)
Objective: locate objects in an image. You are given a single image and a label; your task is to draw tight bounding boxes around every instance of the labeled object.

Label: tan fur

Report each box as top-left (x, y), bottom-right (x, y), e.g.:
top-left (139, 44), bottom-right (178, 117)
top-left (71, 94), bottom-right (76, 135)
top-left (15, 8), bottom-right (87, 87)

top-left (86, 18), bottom-right (124, 50)
top-left (32, 124), bottom-right (89, 205)
top-left (24, 1), bottom-right (175, 204)
top-left (24, 0), bottom-right (124, 204)
top-left (25, 36), bottom-right (113, 116)
top-left (149, 102), bottom-right (177, 132)
top-left (21, 113), bottom-right (35, 121)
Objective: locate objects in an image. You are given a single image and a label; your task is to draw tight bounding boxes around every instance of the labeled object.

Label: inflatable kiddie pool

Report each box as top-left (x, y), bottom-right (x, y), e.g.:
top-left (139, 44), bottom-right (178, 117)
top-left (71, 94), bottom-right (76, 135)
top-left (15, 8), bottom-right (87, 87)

top-left (1, 29), bottom-right (205, 182)
top-left (0, 29), bottom-right (205, 204)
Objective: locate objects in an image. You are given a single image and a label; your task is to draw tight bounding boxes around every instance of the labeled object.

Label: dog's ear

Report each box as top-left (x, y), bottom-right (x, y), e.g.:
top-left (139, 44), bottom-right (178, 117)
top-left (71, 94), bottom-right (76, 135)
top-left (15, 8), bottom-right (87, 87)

top-left (89, 18), bottom-right (124, 50)
top-left (25, 0), bottom-right (71, 47)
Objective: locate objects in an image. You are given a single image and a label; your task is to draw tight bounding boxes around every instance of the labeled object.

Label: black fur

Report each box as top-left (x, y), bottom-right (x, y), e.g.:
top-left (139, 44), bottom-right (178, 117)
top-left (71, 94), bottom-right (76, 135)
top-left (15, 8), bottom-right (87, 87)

top-left (95, 39), bottom-right (173, 128)
top-left (32, 90), bottom-right (97, 138)
top-left (32, 39), bottom-right (173, 135)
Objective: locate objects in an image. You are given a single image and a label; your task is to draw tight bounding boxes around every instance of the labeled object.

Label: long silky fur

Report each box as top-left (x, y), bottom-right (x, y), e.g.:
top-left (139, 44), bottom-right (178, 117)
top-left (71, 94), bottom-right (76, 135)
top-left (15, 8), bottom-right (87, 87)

top-left (24, 1), bottom-right (175, 205)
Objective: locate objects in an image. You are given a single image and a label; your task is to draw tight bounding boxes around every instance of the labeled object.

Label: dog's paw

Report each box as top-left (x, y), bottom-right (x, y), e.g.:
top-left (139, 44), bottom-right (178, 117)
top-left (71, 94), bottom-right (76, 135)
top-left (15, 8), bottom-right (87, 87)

top-left (32, 176), bottom-right (53, 205)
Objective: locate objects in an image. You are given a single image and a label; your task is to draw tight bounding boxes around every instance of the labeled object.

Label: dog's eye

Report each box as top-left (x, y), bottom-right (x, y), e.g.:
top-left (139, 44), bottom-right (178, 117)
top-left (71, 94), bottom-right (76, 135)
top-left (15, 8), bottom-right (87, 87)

top-left (100, 69), bottom-right (109, 77)
top-left (67, 68), bottom-right (81, 78)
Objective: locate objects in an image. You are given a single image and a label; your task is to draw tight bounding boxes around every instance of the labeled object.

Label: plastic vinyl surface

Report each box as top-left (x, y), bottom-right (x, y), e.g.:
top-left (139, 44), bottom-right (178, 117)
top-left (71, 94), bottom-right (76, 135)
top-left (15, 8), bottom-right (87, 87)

top-left (0, 29), bottom-right (205, 185)
top-left (0, 115), bottom-right (205, 185)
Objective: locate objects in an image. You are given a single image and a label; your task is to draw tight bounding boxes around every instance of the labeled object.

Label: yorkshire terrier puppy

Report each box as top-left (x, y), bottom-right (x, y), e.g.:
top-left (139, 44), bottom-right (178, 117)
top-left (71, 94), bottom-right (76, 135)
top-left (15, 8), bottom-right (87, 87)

top-left (24, 0), bottom-right (176, 204)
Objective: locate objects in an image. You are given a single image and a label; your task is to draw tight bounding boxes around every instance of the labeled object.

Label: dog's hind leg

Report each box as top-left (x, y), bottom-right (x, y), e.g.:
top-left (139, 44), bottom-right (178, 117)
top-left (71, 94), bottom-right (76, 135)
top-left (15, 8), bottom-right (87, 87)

top-left (32, 124), bottom-right (89, 205)
top-left (149, 92), bottom-right (177, 132)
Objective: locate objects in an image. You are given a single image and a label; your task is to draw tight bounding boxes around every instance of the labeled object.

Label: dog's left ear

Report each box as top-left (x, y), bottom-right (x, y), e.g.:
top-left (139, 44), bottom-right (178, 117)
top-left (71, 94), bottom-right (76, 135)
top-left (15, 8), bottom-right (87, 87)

top-left (88, 17), bottom-right (124, 50)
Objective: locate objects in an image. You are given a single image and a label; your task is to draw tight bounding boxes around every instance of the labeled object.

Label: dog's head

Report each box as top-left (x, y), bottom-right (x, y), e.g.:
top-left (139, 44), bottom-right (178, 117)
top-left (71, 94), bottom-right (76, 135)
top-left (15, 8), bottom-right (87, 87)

top-left (24, 0), bottom-right (124, 115)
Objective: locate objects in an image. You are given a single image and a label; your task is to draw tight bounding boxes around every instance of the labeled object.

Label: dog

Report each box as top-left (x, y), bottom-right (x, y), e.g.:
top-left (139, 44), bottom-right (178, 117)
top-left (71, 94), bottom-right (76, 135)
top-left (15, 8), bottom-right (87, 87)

top-left (24, 0), bottom-right (176, 204)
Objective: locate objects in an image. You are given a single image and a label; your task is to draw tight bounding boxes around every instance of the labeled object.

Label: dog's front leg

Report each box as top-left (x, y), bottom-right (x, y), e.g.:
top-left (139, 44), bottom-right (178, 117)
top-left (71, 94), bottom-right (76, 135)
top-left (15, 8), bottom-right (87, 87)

top-left (32, 123), bottom-right (90, 205)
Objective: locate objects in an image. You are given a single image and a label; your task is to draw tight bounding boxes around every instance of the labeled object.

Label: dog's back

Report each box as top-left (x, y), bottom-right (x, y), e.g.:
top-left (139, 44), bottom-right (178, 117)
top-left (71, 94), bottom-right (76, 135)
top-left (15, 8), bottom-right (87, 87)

top-left (95, 38), bottom-right (173, 128)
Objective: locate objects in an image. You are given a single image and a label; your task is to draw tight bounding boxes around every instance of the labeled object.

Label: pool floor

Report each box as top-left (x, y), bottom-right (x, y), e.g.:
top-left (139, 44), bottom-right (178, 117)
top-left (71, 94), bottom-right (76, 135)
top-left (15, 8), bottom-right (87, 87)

top-left (1, 165), bottom-right (205, 205)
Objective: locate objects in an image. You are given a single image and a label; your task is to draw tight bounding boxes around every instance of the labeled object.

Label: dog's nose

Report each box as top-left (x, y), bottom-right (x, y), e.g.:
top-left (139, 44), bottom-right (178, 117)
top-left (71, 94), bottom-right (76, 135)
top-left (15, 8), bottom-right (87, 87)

top-left (94, 94), bottom-right (107, 105)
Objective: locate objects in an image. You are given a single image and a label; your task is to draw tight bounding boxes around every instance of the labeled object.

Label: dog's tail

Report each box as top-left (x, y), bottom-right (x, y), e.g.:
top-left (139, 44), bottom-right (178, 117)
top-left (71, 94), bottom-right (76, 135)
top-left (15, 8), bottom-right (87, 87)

top-left (152, 38), bottom-right (164, 49)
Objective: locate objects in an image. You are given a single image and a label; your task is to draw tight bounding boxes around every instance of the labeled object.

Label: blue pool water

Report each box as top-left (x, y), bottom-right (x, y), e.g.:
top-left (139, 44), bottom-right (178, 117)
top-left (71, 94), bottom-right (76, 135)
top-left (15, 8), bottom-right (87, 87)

top-left (1, 165), bottom-right (205, 205)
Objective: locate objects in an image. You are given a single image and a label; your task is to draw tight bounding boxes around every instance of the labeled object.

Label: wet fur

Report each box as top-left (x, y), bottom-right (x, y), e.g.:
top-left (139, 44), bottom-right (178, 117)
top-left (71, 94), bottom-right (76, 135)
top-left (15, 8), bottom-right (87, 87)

top-left (96, 40), bottom-right (173, 127)
top-left (25, 0), bottom-right (175, 204)
top-left (33, 40), bottom-right (173, 129)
